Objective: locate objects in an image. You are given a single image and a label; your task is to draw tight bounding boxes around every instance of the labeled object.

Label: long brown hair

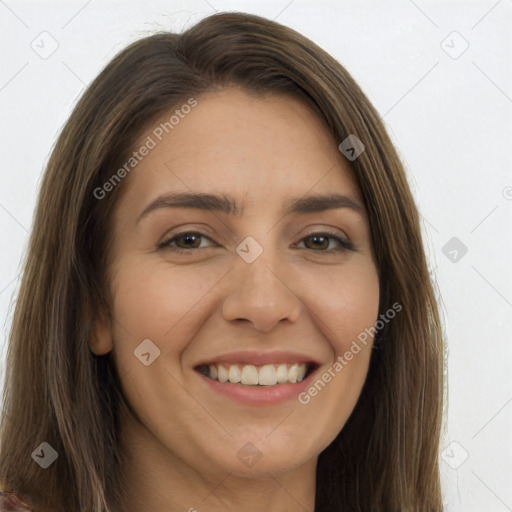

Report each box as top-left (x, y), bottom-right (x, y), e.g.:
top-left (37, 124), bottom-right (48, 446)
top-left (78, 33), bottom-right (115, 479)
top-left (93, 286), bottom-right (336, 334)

top-left (0, 12), bottom-right (445, 511)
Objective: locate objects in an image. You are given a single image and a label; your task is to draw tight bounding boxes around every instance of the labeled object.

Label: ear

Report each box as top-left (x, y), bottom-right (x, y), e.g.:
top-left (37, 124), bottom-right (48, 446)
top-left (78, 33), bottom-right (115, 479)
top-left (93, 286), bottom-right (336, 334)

top-left (89, 309), bottom-right (114, 355)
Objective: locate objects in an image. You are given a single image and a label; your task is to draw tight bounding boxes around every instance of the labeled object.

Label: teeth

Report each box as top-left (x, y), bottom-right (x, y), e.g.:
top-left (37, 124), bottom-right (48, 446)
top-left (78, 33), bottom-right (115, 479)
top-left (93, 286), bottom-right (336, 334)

top-left (228, 365), bottom-right (241, 383)
top-left (240, 365), bottom-right (259, 385)
top-left (276, 364), bottom-right (288, 383)
top-left (217, 365), bottom-right (229, 383)
top-left (258, 364), bottom-right (277, 386)
top-left (296, 364), bottom-right (307, 382)
top-left (202, 362), bottom-right (310, 386)
top-left (288, 363), bottom-right (299, 383)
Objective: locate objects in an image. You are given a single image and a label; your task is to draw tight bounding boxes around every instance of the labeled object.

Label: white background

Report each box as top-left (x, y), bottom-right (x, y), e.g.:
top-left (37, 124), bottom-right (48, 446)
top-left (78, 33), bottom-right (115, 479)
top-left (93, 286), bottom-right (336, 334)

top-left (1, 1), bottom-right (511, 510)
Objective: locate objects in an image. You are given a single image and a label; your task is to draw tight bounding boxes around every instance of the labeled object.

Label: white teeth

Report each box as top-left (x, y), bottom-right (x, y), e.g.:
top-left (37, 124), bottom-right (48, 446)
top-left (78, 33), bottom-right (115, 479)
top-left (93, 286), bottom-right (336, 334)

top-left (276, 364), bottom-right (288, 383)
top-left (240, 365), bottom-right (259, 385)
top-left (204, 362), bottom-right (310, 386)
top-left (258, 364), bottom-right (277, 386)
top-left (296, 364), bottom-right (307, 382)
top-left (288, 364), bottom-right (299, 383)
top-left (228, 365), bottom-right (241, 383)
top-left (217, 365), bottom-right (229, 383)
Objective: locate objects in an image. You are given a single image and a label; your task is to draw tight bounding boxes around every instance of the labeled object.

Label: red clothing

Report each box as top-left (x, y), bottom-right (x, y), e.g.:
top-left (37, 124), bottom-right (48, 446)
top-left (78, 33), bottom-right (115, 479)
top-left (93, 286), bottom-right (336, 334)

top-left (0, 490), bottom-right (32, 511)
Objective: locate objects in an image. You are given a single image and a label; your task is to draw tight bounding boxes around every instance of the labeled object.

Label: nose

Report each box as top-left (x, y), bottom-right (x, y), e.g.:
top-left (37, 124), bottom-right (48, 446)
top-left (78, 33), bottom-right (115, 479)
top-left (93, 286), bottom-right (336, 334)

top-left (222, 251), bottom-right (302, 332)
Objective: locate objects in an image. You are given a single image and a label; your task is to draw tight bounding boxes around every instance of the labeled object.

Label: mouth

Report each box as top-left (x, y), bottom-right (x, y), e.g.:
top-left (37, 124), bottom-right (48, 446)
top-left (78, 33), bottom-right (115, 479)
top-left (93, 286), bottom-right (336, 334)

top-left (194, 362), bottom-right (319, 386)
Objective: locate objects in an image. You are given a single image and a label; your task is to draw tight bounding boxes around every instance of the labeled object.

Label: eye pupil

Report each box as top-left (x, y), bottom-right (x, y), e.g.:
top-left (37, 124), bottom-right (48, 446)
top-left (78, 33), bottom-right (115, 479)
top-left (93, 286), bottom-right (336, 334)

top-left (178, 234), bottom-right (200, 248)
top-left (307, 235), bottom-right (328, 250)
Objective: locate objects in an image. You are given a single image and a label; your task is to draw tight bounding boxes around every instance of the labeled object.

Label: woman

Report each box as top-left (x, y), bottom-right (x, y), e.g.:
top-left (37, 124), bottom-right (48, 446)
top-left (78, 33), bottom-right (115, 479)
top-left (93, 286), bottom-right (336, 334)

top-left (0, 11), bottom-right (445, 512)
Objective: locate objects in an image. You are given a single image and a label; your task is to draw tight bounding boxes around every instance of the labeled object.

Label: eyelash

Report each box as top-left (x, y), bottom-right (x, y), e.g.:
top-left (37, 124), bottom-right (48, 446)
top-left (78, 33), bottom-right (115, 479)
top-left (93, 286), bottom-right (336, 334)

top-left (157, 230), bottom-right (355, 254)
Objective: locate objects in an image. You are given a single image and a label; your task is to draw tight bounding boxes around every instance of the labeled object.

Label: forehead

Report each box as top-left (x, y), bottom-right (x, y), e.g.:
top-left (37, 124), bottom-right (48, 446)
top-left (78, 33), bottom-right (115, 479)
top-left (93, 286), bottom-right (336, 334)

top-left (120, 86), bottom-right (361, 213)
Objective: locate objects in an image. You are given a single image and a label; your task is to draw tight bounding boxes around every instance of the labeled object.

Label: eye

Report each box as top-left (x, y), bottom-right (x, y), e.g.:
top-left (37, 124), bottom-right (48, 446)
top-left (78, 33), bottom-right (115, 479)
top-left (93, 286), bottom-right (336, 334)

top-left (295, 231), bottom-right (355, 253)
top-left (157, 232), bottom-right (217, 252)
top-left (157, 230), bottom-right (355, 254)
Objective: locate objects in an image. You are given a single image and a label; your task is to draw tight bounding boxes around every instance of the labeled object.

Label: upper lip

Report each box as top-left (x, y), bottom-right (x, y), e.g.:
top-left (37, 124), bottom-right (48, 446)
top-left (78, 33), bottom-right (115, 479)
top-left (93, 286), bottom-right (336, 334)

top-left (194, 350), bottom-right (322, 368)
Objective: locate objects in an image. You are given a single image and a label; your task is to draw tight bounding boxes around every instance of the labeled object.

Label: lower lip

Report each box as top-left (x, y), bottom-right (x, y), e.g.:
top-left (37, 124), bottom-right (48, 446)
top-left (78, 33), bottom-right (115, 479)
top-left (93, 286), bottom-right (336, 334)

top-left (196, 368), bottom-right (318, 406)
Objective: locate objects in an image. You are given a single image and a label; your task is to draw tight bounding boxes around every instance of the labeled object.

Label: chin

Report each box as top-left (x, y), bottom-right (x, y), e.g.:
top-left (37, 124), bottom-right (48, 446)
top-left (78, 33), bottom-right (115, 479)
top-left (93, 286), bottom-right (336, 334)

top-left (209, 433), bottom-right (318, 478)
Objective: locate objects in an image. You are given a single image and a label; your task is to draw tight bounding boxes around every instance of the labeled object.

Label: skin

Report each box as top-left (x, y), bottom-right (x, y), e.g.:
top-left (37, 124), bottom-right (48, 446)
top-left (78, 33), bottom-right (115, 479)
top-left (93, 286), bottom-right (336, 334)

top-left (91, 86), bottom-right (380, 512)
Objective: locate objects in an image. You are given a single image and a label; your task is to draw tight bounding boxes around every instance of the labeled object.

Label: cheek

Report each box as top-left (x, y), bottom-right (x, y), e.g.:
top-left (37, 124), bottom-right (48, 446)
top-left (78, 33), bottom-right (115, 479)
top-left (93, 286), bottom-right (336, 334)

top-left (108, 257), bottom-right (223, 370)
top-left (300, 259), bottom-right (380, 351)
top-left (330, 277), bottom-right (380, 354)
top-left (294, 261), bottom-right (379, 431)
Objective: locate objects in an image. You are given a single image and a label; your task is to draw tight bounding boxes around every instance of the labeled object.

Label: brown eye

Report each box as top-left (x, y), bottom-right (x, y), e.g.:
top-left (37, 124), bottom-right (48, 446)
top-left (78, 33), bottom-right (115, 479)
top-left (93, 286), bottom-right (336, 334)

top-left (304, 234), bottom-right (330, 250)
top-left (173, 233), bottom-right (202, 249)
top-left (158, 232), bottom-right (216, 251)
top-left (297, 232), bottom-right (354, 253)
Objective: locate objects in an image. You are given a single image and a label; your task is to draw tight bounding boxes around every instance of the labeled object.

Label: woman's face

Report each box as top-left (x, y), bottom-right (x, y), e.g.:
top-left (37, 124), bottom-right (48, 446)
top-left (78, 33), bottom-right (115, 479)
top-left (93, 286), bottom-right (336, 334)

top-left (92, 86), bottom-right (380, 480)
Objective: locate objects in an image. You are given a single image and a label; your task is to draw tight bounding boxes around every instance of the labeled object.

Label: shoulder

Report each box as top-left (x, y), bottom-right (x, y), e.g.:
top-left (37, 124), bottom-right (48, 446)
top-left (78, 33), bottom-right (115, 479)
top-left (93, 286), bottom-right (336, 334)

top-left (0, 490), bottom-right (32, 512)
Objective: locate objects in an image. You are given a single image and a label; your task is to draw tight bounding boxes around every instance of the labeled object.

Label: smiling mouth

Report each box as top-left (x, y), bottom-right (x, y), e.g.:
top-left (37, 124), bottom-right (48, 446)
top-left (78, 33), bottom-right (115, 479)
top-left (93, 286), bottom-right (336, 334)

top-left (195, 362), bottom-right (318, 386)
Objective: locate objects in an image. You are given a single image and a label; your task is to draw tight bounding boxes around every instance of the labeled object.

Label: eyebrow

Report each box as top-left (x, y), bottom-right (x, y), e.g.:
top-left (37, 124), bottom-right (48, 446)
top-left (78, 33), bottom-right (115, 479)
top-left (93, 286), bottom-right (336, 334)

top-left (137, 191), bottom-right (364, 223)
